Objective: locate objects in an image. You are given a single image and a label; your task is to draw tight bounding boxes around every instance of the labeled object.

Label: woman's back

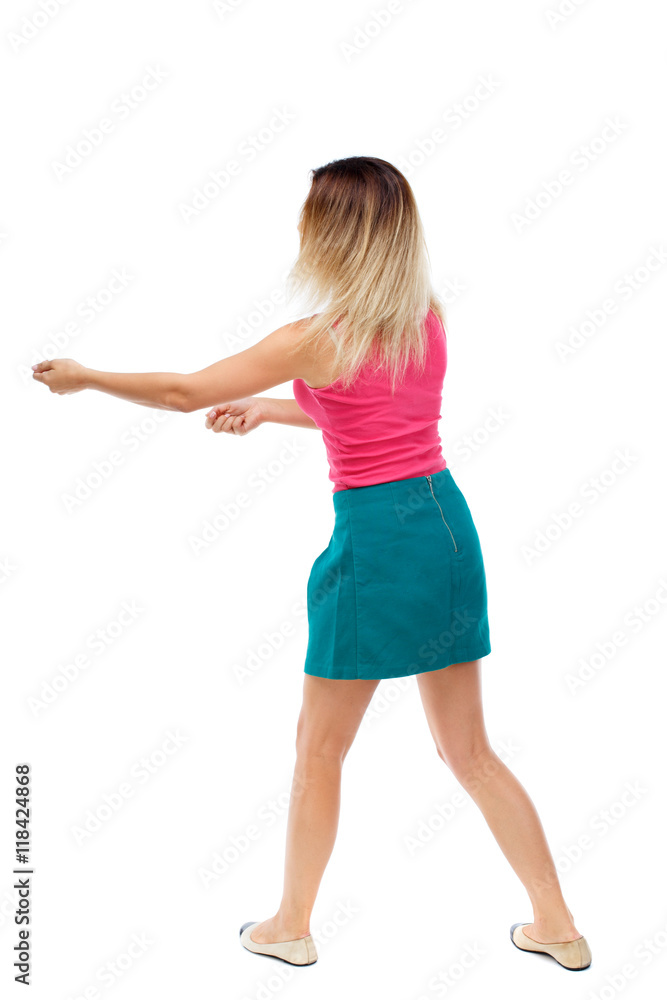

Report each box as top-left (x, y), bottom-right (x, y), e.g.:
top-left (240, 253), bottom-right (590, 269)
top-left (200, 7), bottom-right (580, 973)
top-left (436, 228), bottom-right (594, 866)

top-left (292, 308), bottom-right (448, 492)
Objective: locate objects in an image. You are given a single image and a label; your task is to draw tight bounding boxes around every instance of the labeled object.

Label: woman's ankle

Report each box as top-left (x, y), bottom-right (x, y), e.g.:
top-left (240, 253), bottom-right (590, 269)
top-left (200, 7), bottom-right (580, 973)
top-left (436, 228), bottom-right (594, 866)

top-left (529, 899), bottom-right (580, 939)
top-left (529, 913), bottom-right (580, 941)
top-left (274, 906), bottom-right (312, 938)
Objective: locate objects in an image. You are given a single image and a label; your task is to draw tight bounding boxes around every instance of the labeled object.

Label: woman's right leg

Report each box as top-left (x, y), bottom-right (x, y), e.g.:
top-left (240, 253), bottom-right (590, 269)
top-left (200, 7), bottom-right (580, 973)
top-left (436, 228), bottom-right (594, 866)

top-left (416, 658), bottom-right (583, 944)
top-left (250, 672), bottom-right (381, 945)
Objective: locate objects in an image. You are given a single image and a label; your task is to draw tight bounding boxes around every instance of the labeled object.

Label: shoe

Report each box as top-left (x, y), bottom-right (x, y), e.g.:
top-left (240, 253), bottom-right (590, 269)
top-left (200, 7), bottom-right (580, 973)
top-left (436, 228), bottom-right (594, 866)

top-left (239, 921), bottom-right (318, 966)
top-left (510, 923), bottom-right (591, 970)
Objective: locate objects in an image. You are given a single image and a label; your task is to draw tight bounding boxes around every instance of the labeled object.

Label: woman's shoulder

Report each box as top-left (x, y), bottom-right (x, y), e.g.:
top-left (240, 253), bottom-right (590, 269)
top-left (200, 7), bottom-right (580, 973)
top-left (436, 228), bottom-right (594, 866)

top-left (287, 315), bottom-right (339, 388)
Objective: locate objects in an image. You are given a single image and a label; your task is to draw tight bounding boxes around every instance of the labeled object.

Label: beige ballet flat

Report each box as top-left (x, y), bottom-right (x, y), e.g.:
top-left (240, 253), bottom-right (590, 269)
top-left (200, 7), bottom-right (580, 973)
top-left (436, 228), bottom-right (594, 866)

top-left (239, 921), bottom-right (318, 966)
top-left (510, 923), bottom-right (592, 970)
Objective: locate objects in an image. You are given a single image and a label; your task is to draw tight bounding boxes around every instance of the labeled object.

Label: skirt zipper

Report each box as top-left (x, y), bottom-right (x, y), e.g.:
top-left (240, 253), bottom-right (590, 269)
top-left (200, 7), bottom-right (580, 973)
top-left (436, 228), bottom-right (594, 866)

top-left (426, 475), bottom-right (458, 552)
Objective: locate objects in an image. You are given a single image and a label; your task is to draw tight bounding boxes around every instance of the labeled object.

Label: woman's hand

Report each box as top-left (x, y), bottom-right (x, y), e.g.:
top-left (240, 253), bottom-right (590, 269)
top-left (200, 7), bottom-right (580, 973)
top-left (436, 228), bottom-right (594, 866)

top-left (32, 359), bottom-right (90, 394)
top-left (204, 397), bottom-right (266, 435)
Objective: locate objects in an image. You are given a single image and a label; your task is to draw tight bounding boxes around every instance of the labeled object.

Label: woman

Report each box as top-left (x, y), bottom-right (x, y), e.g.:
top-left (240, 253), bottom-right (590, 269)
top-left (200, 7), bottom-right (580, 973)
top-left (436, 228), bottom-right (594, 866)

top-left (32, 155), bottom-right (591, 973)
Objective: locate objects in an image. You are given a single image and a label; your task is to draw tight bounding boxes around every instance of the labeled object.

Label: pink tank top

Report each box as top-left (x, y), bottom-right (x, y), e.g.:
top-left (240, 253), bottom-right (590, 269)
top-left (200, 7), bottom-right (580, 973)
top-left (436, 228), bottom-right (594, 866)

top-left (292, 308), bottom-right (448, 492)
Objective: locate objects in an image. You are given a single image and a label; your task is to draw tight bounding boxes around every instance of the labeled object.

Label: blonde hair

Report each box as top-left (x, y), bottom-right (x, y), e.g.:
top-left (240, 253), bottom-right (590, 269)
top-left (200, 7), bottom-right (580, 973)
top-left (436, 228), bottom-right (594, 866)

top-left (285, 155), bottom-right (446, 394)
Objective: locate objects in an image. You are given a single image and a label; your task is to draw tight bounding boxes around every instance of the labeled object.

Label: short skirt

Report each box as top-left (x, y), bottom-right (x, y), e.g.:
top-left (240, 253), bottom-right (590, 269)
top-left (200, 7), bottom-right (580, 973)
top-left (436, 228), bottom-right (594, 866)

top-left (304, 467), bottom-right (491, 680)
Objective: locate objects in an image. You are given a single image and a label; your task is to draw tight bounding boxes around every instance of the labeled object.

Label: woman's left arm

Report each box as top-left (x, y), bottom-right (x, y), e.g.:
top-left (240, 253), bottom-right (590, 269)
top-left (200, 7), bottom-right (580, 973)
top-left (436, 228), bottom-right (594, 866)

top-left (32, 321), bottom-right (310, 412)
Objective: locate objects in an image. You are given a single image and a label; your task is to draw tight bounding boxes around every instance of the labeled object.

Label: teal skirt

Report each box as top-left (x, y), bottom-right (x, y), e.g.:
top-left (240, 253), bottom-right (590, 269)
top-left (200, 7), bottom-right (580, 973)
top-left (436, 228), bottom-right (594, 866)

top-left (304, 468), bottom-right (491, 680)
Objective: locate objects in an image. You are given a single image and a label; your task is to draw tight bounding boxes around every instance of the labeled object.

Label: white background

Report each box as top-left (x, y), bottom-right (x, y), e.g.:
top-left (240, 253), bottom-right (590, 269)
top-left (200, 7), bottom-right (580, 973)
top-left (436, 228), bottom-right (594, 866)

top-left (2, 0), bottom-right (666, 997)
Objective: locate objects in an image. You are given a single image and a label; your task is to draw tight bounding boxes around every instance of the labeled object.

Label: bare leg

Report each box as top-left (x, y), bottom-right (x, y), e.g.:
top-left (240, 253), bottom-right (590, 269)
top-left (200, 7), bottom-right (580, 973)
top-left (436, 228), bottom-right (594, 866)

top-left (250, 673), bottom-right (380, 944)
top-left (416, 659), bottom-right (582, 944)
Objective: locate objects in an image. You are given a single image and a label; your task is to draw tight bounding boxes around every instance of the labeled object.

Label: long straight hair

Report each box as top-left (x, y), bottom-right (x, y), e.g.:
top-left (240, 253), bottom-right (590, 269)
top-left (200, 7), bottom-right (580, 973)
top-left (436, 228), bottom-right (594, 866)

top-left (284, 155), bottom-right (446, 394)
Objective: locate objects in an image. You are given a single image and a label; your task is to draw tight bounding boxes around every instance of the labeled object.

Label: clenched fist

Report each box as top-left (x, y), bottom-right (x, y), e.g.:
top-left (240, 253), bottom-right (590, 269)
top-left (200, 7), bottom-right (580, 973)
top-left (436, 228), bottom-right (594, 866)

top-left (32, 358), bottom-right (90, 394)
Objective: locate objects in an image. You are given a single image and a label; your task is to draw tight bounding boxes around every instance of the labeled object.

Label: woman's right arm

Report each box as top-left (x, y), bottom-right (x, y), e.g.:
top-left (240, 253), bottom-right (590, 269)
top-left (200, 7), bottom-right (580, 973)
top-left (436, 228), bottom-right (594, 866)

top-left (204, 396), bottom-right (318, 434)
top-left (261, 397), bottom-right (319, 429)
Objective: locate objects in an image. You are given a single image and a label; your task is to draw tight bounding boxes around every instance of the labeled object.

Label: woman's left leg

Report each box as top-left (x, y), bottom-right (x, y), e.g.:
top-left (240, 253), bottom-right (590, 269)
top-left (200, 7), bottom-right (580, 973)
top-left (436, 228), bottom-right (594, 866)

top-left (250, 672), bottom-right (381, 944)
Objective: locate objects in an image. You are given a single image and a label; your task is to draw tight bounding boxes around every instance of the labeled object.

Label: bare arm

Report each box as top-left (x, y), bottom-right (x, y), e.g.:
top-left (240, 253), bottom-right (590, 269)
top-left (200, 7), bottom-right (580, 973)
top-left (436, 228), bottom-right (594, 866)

top-left (84, 370), bottom-right (185, 410)
top-left (32, 321), bottom-right (314, 412)
top-left (261, 398), bottom-right (319, 429)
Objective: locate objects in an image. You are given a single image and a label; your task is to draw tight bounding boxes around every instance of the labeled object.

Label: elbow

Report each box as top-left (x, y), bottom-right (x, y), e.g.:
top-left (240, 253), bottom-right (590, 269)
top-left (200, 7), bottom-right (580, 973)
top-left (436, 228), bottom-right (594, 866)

top-left (163, 392), bottom-right (190, 412)
top-left (167, 378), bottom-right (195, 412)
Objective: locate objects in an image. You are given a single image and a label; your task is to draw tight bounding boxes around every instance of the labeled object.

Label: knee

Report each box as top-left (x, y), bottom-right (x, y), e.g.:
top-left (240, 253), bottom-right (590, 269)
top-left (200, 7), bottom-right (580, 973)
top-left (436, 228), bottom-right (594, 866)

top-left (295, 730), bottom-right (349, 767)
top-left (436, 740), bottom-right (499, 787)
